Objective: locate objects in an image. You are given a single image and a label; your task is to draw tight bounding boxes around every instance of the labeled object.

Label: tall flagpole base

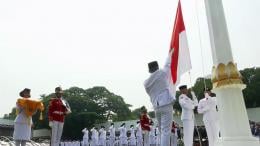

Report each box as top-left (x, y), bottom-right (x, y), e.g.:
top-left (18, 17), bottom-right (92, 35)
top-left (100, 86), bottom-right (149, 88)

top-left (212, 63), bottom-right (259, 146)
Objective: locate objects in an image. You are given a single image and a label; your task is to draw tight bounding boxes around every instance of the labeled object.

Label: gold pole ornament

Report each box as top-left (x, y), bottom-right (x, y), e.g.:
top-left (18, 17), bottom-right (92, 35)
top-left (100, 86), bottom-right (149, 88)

top-left (211, 62), bottom-right (244, 88)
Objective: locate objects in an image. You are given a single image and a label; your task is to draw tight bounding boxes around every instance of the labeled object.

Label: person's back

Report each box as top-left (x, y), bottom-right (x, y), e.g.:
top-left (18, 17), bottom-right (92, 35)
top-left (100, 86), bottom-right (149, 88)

top-left (144, 56), bottom-right (174, 146)
top-left (145, 69), bottom-right (174, 108)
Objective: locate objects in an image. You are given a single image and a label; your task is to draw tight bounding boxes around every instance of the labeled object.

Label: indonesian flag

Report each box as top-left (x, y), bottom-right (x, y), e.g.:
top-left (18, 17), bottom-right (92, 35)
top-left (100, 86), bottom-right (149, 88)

top-left (169, 0), bottom-right (192, 86)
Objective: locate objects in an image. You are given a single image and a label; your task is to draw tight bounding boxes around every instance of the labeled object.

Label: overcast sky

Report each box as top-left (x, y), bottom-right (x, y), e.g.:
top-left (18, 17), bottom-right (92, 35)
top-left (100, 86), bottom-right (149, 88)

top-left (0, 0), bottom-right (259, 117)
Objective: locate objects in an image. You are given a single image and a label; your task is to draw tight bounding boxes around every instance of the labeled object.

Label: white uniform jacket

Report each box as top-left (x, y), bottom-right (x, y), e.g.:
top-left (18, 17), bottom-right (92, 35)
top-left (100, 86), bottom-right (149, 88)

top-left (109, 125), bottom-right (115, 138)
top-left (179, 94), bottom-right (198, 120)
top-left (197, 93), bottom-right (218, 122)
top-left (144, 55), bottom-right (175, 108)
top-left (82, 128), bottom-right (89, 140)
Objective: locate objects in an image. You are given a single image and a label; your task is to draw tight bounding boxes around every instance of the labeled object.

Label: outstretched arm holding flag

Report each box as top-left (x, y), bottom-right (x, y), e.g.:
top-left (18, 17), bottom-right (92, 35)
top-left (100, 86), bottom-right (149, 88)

top-left (144, 0), bottom-right (192, 145)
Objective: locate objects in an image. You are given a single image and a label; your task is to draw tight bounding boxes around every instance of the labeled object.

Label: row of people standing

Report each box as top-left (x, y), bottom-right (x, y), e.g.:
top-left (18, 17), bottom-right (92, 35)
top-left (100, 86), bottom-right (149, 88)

top-left (80, 120), bottom-right (179, 146)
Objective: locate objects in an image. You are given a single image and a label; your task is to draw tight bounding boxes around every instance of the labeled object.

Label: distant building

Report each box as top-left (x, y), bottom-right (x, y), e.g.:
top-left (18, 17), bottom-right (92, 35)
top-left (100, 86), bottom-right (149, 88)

top-left (32, 129), bottom-right (51, 139)
top-left (0, 118), bottom-right (14, 136)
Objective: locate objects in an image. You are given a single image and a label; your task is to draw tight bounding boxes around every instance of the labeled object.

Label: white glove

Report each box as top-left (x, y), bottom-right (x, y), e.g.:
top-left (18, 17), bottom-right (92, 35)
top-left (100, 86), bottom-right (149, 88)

top-left (66, 109), bottom-right (72, 114)
top-left (191, 91), bottom-right (196, 99)
top-left (204, 93), bottom-right (210, 98)
top-left (49, 121), bottom-right (53, 127)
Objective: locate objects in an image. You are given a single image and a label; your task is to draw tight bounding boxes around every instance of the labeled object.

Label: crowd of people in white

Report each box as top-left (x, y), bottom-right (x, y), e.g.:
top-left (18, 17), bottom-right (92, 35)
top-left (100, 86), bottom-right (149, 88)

top-left (59, 121), bottom-right (179, 146)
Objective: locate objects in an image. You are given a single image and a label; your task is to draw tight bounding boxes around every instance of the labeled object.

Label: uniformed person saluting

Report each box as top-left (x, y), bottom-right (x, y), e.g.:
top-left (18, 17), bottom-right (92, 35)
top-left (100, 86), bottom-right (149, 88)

top-left (48, 87), bottom-right (71, 146)
top-left (197, 87), bottom-right (219, 146)
top-left (178, 85), bottom-right (198, 146)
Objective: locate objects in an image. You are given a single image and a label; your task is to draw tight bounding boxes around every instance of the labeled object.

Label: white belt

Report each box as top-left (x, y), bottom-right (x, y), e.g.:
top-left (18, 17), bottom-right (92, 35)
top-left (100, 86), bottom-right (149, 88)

top-left (53, 111), bottom-right (64, 115)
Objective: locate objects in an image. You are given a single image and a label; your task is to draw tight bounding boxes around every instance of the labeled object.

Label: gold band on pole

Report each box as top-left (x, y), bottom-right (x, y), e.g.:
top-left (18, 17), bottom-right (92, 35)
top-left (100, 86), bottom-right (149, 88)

top-left (211, 62), bottom-right (244, 88)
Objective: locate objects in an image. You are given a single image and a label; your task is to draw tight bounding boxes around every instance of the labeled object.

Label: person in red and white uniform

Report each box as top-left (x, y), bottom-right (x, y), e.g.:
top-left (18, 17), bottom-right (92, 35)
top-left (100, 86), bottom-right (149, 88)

top-left (140, 106), bottom-right (151, 146)
top-left (48, 87), bottom-right (71, 146)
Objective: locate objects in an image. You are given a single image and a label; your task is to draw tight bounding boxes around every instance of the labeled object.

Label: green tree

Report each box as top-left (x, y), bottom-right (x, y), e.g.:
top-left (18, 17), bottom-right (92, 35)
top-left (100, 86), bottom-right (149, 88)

top-left (32, 86), bottom-right (132, 140)
top-left (241, 67), bottom-right (260, 108)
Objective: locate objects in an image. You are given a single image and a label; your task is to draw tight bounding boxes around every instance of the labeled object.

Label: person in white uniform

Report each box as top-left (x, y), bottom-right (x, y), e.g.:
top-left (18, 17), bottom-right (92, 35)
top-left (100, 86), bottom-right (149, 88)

top-left (170, 121), bottom-right (178, 146)
top-left (99, 126), bottom-right (106, 146)
top-left (129, 125), bottom-right (136, 146)
top-left (197, 88), bottom-right (219, 146)
top-left (149, 121), bottom-right (156, 146)
top-left (144, 54), bottom-right (175, 146)
top-left (108, 123), bottom-right (115, 146)
top-left (91, 127), bottom-right (99, 146)
top-left (155, 125), bottom-right (160, 146)
top-left (178, 85), bottom-right (198, 146)
top-left (82, 128), bottom-right (89, 146)
top-left (60, 141), bottom-right (65, 146)
top-left (13, 88), bottom-right (34, 146)
top-left (135, 121), bottom-right (143, 146)
top-left (118, 123), bottom-right (128, 146)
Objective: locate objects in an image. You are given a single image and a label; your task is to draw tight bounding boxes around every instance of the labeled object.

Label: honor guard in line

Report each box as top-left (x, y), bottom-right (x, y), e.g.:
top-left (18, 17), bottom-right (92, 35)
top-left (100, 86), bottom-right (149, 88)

top-left (198, 88), bottom-right (219, 146)
top-left (99, 126), bottom-right (106, 146)
top-left (119, 123), bottom-right (128, 146)
top-left (155, 125), bottom-right (160, 146)
top-left (48, 87), bottom-right (71, 146)
top-left (178, 85), bottom-right (198, 146)
top-left (109, 123), bottom-right (115, 146)
top-left (91, 127), bottom-right (99, 146)
top-left (170, 121), bottom-right (178, 146)
top-left (149, 121), bottom-right (156, 146)
top-left (129, 125), bottom-right (136, 146)
top-left (140, 106), bottom-right (151, 146)
top-left (144, 53), bottom-right (175, 146)
top-left (135, 121), bottom-right (143, 146)
top-left (82, 128), bottom-right (89, 146)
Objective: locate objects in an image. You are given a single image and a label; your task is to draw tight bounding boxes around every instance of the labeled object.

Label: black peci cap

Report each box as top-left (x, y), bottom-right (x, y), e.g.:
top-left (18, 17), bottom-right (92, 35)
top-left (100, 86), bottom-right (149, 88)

top-left (179, 85), bottom-right (187, 90)
top-left (19, 88), bottom-right (31, 97)
top-left (148, 61), bottom-right (159, 73)
top-left (55, 87), bottom-right (63, 93)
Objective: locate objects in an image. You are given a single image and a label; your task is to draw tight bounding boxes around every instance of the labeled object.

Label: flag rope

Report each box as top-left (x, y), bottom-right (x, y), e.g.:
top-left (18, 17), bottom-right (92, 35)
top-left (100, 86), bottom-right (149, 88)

top-left (194, 0), bottom-right (207, 90)
top-left (187, 1), bottom-right (206, 145)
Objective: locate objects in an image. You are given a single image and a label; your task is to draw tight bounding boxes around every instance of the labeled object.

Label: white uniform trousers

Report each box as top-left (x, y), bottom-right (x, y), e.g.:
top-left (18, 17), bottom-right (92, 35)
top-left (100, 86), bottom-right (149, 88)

top-left (129, 137), bottom-right (136, 146)
top-left (51, 121), bottom-right (64, 146)
top-left (119, 136), bottom-right (127, 146)
top-left (98, 138), bottom-right (106, 146)
top-left (143, 131), bottom-right (149, 146)
top-left (170, 134), bottom-right (177, 146)
top-left (109, 137), bottom-right (115, 146)
top-left (155, 135), bottom-right (160, 146)
top-left (155, 104), bottom-right (173, 146)
top-left (136, 136), bottom-right (143, 146)
top-left (149, 135), bottom-right (156, 146)
top-left (83, 138), bottom-right (89, 146)
top-left (204, 120), bottom-right (219, 146)
top-left (182, 119), bottom-right (194, 146)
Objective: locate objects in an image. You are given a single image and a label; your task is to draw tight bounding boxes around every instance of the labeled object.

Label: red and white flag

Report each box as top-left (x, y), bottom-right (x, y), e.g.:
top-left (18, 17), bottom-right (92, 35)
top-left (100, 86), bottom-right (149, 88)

top-left (169, 0), bottom-right (192, 86)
